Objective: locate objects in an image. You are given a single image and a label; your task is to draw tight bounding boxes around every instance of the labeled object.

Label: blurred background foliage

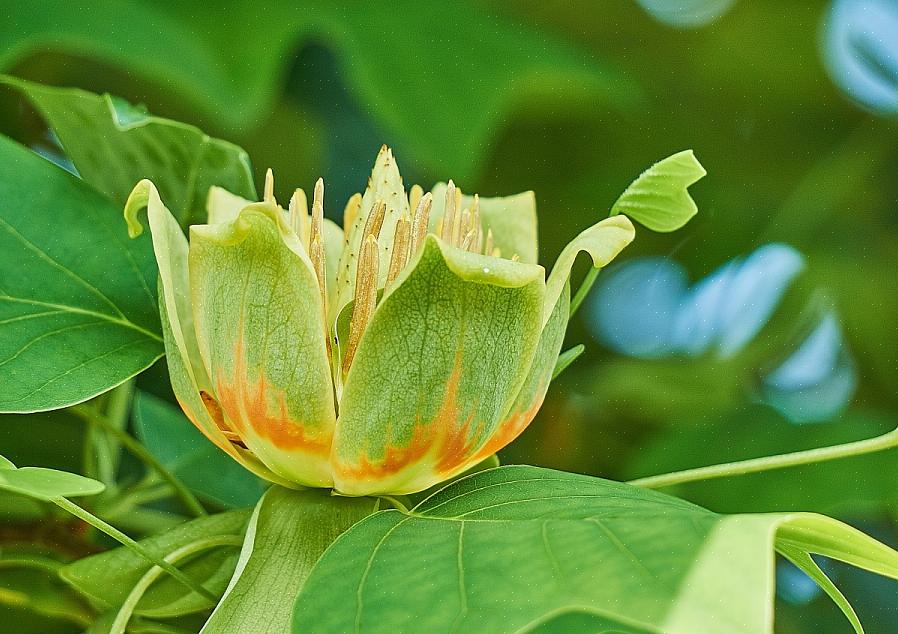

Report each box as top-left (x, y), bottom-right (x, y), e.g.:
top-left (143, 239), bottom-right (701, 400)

top-left (1, 0), bottom-right (898, 631)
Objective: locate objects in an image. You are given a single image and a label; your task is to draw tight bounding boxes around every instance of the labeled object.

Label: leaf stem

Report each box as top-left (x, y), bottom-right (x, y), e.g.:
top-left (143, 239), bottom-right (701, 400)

top-left (569, 267), bottom-right (600, 318)
top-left (71, 404), bottom-right (206, 517)
top-left (110, 535), bottom-right (243, 634)
top-left (629, 428), bottom-right (898, 489)
top-left (51, 496), bottom-right (217, 602)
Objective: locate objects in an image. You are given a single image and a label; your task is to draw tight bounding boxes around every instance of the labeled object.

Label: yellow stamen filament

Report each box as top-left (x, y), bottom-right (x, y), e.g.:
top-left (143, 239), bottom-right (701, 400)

top-left (362, 199), bottom-right (387, 244)
top-left (310, 179), bottom-right (326, 293)
top-left (460, 228), bottom-right (478, 252)
top-left (484, 228), bottom-right (494, 256)
top-left (409, 184), bottom-right (423, 214)
top-left (344, 234), bottom-right (380, 373)
top-left (264, 168), bottom-right (276, 204)
top-left (288, 188), bottom-right (309, 246)
top-left (411, 192), bottom-right (432, 254)
top-left (440, 180), bottom-right (457, 242)
top-left (386, 216), bottom-right (411, 288)
top-left (457, 209), bottom-right (472, 247)
top-left (343, 193), bottom-right (362, 238)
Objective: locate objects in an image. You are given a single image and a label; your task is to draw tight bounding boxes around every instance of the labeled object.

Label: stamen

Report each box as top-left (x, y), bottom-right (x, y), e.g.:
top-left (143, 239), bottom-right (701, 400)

top-left (460, 228), bottom-right (477, 252)
top-left (288, 188), bottom-right (309, 246)
top-left (440, 180), bottom-right (457, 242)
top-left (386, 215), bottom-right (411, 288)
top-left (362, 199), bottom-right (387, 243)
top-left (484, 228), bottom-right (494, 256)
top-left (410, 192), bottom-right (432, 254)
top-left (470, 195), bottom-right (482, 253)
top-left (458, 209), bottom-right (472, 248)
top-left (452, 186), bottom-right (463, 243)
top-left (264, 168), bottom-right (276, 204)
top-left (344, 234), bottom-right (380, 373)
top-left (409, 184), bottom-right (423, 214)
top-left (309, 179), bottom-right (329, 355)
top-left (310, 180), bottom-right (326, 292)
top-left (343, 193), bottom-right (362, 238)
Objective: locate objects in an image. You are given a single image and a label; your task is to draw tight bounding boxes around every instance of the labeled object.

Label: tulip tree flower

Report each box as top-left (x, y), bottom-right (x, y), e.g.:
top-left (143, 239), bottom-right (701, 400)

top-left (124, 147), bottom-right (704, 495)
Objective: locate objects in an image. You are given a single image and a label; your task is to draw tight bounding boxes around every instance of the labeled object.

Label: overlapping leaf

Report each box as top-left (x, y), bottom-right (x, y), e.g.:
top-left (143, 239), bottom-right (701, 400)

top-left (0, 135), bottom-right (162, 412)
top-left (293, 466), bottom-right (898, 633)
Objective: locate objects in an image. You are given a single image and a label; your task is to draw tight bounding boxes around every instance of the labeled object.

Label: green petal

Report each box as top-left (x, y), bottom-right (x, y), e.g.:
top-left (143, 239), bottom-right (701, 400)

top-left (332, 236), bottom-right (545, 495)
top-left (429, 183), bottom-right (539, 264)
top-left (206, 186), bottom-right (253, 225)
top-left (125, 181), bottom-right (289, 486)
top-left (610, 150), bottom-right (706, 232)
top-left (333, 146), bottom-right (409, 316)
top-left (544, 215), bottom-right (635, 327)
top-left (189, 204), bottom-right (336, 487)
top-left (160, 291), bottom-right (291, 487)
top-left (481, 283), bottom-right (571, 458)
top-left (124, 181), bottom-right (210, 390)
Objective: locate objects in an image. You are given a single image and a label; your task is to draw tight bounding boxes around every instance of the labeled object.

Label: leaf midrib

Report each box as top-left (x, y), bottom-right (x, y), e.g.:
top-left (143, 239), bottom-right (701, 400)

top-left (0, 295), bottom-right (162, 342)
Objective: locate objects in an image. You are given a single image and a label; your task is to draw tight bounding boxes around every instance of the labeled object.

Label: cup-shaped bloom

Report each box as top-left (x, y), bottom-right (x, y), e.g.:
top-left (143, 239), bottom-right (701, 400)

top-left (125, 146), bottom-right (702, 495)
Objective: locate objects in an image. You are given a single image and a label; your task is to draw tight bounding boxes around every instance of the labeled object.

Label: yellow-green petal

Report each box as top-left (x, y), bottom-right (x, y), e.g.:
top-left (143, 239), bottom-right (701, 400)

top-left (479, 283), bottom-right (571, 460)
top-left (125, 182), bottom-right (289, 485)
top-left (206, 185), bottom-right (253, 225)
top-left (543, 215), bottom-right (635, 327)
top-left (189, 204), bottom-right (337, 487)
top-left (429, 183), bottom-right (538, 264)
top-left (332, 237), bottom-right (545, 496)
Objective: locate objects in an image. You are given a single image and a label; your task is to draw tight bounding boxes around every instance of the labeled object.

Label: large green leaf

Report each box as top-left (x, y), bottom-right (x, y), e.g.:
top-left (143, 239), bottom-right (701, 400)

top-left (0, 75), bottom-right (255, 226)
top-left (0, 134), bottom-right (162, 412)
top-left (60, 509), bottom-right (250, 619)
top-left (293, 466), bottom-right (898, 633)
top-left (0, 455), bottom-right (103, 501)
top-left (202, 487), bottom-right (377, 634)
top-left (0, 1), bottom-right (637, 180)
top-left (133, 391), bottom-right (267, 508)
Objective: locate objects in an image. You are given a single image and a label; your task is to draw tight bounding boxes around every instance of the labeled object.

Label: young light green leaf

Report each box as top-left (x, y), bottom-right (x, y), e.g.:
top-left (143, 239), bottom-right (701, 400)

top-left (0, 135), bottom-right (163, 413)
top-left (60, 509), bottom-right (251, 618)
top-left (293, 466), bottom-right (898, 633)
top-left (202, 488), bottom-right (377, 634)
top-left (0, 75), bottom-right (255, 226)
top-left (610, 150), bottom-right (706, 232)
top-left (0, 455), bottom-right (104, 501)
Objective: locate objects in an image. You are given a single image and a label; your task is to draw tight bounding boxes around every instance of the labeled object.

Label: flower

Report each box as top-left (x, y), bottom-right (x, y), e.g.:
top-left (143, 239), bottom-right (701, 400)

top-left (124, 146), bottom-right (702, 496)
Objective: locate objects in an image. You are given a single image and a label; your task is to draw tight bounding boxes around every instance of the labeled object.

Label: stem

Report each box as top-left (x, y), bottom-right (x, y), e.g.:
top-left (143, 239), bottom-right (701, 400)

top-left (52, 496), bottom-right (217, 602)
top-left (569, 267), bottom-right (600, 318)
top-left (630, 428), bottom-right (898, 489)
top-left (111, 536), bottom-right (243, 634)
top-left (71, 404), bottom-right (206, 517)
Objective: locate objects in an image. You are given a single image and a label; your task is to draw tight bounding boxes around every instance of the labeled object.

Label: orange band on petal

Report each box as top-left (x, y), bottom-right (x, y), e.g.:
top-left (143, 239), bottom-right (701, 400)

top-left (215, 335), bottom-right (331, 457)
top-left (471, 385), bottom-right (546, 463)
top-left (336, 357), bottom-right (486, 481)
